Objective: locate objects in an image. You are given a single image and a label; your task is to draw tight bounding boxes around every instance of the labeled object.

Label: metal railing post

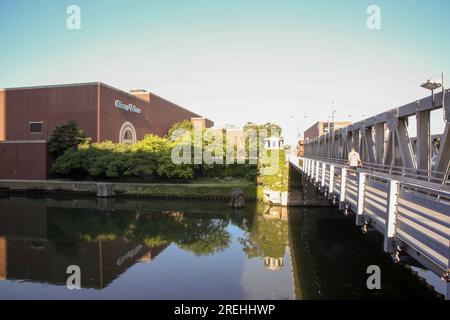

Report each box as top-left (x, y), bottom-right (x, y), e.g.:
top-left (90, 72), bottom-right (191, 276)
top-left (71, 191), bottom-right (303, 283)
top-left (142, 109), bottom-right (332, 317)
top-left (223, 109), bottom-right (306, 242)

top-left (446, 283), bottom-right (449, 301)
top-left (383, 179), bottom-right (399, 253)
top-left (445, 236), bottom-right (450, 301)
top-left (321, 162), bottom-right (326, 190)
top-left (315, 161), bottom-right (320, 185)
top-left (339, 168), bottom-right (347, 210)
top-left (328, 164), bottom-right (335, 199)
top-left (356, 172), bottom-right (367, 226)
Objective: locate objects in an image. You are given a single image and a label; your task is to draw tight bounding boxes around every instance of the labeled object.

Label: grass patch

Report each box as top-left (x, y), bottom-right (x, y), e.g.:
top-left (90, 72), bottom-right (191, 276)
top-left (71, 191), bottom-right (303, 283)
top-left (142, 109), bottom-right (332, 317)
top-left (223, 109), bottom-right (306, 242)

top-left (117, 179), bottom-right (257, 200)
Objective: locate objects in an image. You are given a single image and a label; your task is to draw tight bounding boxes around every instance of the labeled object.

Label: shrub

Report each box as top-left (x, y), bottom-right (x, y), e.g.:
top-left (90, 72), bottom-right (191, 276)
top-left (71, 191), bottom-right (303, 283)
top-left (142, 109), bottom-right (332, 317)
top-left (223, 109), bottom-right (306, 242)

top-left (48, 121), bottom-right (89, 157)
top-left (51, 136), bottom-right (193, 180)
top-left (51, 121), bottom-right (271, 183)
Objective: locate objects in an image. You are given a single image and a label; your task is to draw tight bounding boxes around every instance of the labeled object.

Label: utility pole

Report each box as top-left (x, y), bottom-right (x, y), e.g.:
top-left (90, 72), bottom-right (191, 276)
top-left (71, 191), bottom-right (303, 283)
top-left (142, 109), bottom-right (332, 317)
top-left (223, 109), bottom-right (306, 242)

top-left (331, 109), bottom-right (336, 132)
top-left (329, 101), bottom-right (336, 133)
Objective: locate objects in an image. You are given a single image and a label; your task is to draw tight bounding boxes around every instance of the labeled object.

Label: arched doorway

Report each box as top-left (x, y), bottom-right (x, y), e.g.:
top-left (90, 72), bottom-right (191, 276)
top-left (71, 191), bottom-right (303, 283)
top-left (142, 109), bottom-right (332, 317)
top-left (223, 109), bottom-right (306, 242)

top-left (119, 121), bottom-right (137, 144)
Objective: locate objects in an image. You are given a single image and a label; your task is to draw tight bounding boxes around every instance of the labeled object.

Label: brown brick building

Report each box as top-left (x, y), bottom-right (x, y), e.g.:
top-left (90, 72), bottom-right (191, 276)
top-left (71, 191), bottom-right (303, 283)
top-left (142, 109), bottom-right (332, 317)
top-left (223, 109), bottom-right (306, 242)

top-left (0, 82), bottom-right (213, 180)
top-left (304, 121), bottom-right (351, 141)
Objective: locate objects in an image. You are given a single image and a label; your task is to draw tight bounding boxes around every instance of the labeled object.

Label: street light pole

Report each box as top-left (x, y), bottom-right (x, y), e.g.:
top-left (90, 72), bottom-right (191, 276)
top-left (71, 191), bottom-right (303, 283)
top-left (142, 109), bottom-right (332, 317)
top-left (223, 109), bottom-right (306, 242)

top-left (420, 75), bottom-right (444, 177)
top-left (421, 76), bottom-right (442, 106)
top-left (331, 109), bottom-right (336, 132)
top-left (327, 101), bottom-right (336, 134)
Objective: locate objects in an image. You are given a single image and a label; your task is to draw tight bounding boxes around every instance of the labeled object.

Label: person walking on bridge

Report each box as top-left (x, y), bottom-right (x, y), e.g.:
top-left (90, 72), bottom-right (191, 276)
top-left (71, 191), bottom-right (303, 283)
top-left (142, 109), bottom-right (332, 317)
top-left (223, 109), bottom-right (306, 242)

top-left (348, 148), bottom-right (362, 172)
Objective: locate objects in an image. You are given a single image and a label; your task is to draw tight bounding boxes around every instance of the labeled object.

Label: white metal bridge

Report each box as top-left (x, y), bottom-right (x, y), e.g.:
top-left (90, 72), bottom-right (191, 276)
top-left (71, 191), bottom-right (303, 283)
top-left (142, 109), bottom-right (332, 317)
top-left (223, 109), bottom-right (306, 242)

top-left (290, 89), bottom-right (450, 299)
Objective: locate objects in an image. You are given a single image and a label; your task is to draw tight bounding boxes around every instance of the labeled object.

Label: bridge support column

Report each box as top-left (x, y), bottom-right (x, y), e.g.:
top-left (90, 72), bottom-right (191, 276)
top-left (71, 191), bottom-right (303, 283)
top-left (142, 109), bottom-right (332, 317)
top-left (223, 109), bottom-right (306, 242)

top-left (328, 165), bottom-right (335, 200)
top-left (356, 172), bottom-right (367, 226)
top-left (321, 162), bottom-right (326, 191)
top-left (339, 168), bottom-right (347, 210)
top-left (383, 180), bottom-right (399, 253)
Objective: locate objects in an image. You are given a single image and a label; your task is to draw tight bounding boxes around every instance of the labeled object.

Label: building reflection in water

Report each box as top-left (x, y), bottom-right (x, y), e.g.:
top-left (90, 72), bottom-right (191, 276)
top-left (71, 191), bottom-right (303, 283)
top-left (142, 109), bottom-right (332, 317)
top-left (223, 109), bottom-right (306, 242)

top-left (264, 257), bottom-right (284, 271)
top-left (2, 193), bottom-right (439, 300)
top-left (0, 237), bottom-right (6, 280)
top-left (240, 205), bottom-right (289, 273)
top-left (0, 196), bottom-right (439, 300)
top-left (0, 198), bottom-right (169, 289)
top-left (0, 197), bottom-right (238, 289)
top-left (0, 197), bottom-right (294, 295)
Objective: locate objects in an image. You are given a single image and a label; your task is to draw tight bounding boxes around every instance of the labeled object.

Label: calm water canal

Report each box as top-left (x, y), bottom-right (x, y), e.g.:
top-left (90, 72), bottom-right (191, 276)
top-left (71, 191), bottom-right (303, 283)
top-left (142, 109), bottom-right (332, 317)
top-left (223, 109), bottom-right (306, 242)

top-left (0, 196), bottom-right (442, 300)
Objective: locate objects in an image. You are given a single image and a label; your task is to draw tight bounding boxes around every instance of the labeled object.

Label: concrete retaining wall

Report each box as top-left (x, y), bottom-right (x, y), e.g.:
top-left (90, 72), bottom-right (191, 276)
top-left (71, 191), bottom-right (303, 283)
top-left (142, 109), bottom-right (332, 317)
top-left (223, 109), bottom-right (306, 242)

top-left (0, 179), bottom-right (257, 200)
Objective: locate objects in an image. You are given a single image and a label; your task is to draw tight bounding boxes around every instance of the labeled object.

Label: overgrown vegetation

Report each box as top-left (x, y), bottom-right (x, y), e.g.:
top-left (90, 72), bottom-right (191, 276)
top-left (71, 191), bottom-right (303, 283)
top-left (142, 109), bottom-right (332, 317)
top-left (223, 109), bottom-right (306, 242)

top-left (49, 120), bottom-right (288, 204)
top-left (259, 149), bottom-right (289, 192)
top-left (50, 121), bottom-right (270, 182)
top-left (52, 135), bottom-right (194, 180)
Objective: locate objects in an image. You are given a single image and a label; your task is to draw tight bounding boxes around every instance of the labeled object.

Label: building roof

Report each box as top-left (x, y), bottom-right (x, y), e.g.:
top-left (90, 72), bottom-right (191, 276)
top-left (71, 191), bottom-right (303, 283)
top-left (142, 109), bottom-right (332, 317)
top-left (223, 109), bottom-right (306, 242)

top-left (1, 82), bottom-right (213, 124)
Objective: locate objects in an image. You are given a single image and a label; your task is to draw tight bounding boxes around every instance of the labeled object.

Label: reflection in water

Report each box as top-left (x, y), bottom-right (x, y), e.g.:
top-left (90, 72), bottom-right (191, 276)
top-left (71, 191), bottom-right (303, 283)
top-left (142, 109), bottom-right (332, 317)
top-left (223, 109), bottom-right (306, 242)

top-left (0, 196), bottom-right (441, 299)
top-left (240, 206), bottom-right (289, 271)
top-left (288, 207), bottom-right (441, 300)
top-left (0, 197), bottom-right (293, 299)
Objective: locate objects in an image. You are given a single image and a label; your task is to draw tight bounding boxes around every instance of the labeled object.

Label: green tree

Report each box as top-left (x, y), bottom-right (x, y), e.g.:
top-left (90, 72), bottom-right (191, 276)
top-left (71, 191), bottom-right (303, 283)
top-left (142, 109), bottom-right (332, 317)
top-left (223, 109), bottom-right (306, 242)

top-left (48, 121), bottom-right (89, 157)
top-left (167, 120), bottom-right (194, 139)
top-left (243, 122), bottom-right (282, 137)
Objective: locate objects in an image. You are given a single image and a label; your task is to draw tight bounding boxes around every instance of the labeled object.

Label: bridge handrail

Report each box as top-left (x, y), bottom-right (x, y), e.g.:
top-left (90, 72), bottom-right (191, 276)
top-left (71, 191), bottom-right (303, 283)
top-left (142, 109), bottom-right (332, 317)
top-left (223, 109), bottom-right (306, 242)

top-left (302, 156), bottom-right (450, 187)
top-left (297, 156), bottom-right (450, 197)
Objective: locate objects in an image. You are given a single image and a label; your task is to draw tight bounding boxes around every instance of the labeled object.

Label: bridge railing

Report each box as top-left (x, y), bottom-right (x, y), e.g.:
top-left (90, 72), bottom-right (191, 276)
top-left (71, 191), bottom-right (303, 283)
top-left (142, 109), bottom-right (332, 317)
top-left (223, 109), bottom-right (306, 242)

top-left (396, 181), bottom-right (450, 276)
top-left (290, 156), bottom-right (450, 299)
top-left (301, 155), bottom-right (450, 188)
top-left (303, 89), bottom-right (450, 187)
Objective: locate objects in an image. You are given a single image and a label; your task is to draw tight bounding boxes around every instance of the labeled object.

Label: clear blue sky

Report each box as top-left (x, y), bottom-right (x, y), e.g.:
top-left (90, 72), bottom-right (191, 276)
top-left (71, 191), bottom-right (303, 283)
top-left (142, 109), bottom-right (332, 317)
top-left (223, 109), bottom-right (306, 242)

top-left (1, 0), bottom-right (449, 142)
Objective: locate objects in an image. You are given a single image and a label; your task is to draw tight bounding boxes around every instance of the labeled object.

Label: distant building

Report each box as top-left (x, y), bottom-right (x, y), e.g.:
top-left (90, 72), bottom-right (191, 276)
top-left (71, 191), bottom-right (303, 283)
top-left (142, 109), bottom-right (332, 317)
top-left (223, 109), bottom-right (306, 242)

top-left (264, 136), bottom-right (284, 150)
top-left (297, 138), bottom-right (304, 157)
top-left (0, 82), bottom-right (213, 180)
top-left (304, 121), bottom-right (351, 141)
top-left (191, 117), bottom-right (211, 130)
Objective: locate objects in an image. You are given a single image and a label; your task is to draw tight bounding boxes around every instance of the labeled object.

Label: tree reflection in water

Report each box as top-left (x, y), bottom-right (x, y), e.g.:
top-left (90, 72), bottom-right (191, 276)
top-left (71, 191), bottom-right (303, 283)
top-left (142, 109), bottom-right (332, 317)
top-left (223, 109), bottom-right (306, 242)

top-left (48, 208), bottom-right (233, 257)
top-left (0, 197), bottom-right (292, 293)
top-left (0, 197), bottom-right (440, 298)
top-left (239, 204), bottom-right (289, 270)
top-left (46, 202), bottom-right (289, 262)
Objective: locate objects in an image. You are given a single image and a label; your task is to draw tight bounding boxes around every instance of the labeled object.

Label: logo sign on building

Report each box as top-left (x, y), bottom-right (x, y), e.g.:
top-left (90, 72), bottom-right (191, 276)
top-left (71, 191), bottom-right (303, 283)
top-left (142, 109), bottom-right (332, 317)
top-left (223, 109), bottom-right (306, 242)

top-left (115, 100), bottom-right (142, 114)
